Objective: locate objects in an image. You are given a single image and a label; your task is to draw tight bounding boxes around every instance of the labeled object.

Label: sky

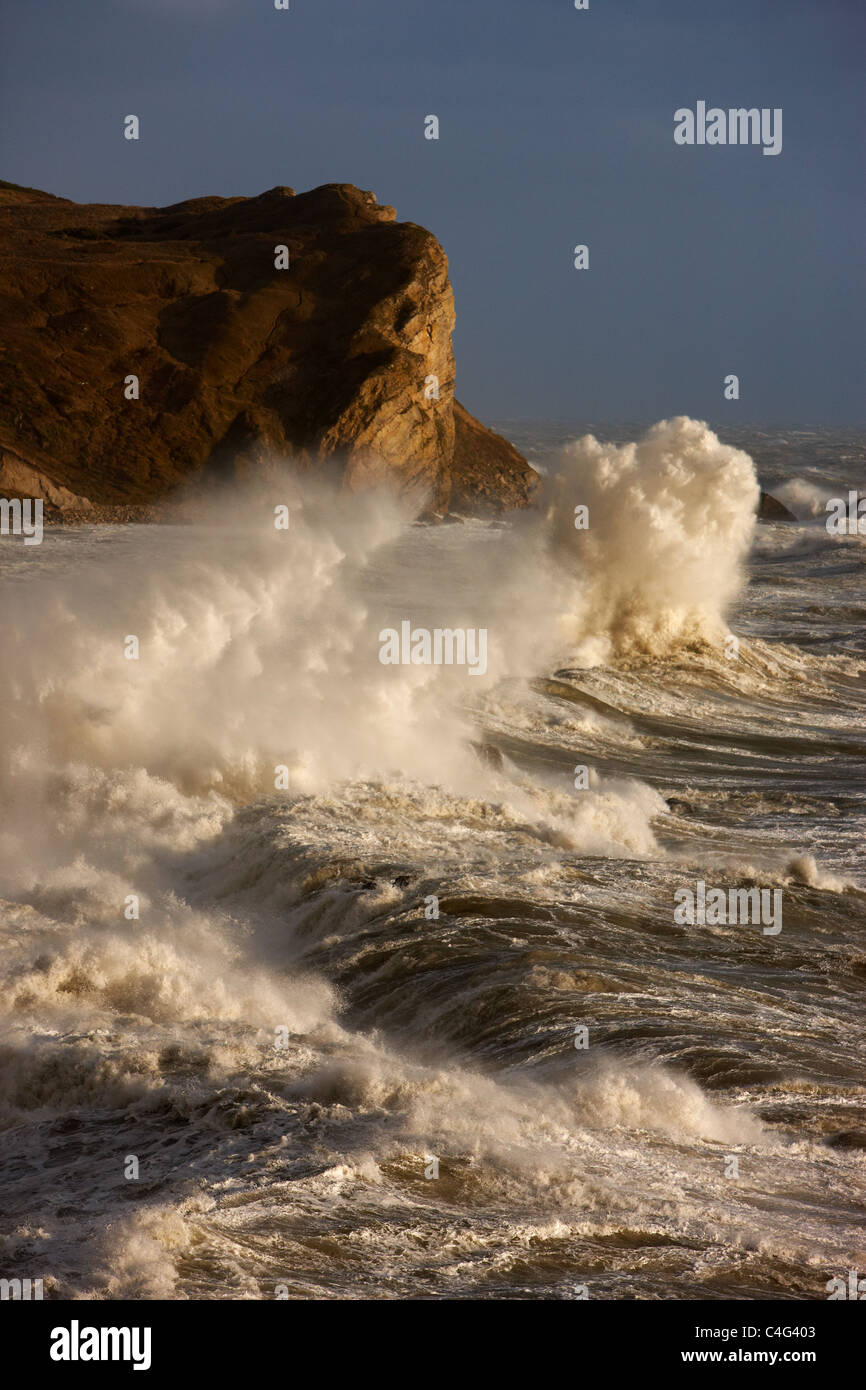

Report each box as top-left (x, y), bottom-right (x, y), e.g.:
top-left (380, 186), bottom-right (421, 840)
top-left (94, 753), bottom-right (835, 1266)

top-left (1, 0), bottom-right (863, 424)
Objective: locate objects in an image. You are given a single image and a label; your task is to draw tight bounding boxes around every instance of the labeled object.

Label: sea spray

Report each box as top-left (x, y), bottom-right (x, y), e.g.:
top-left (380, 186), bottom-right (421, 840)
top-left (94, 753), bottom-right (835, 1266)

top-left (527, 416), bottom-right (760, 665)
top-left (1, 420), bottom-right (856, 1301)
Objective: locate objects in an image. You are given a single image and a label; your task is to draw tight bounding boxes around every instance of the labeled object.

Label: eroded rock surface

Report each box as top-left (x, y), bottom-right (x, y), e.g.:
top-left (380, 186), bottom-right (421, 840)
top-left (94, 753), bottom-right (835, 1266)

top-left (0, 180), bottom-right (536, 516)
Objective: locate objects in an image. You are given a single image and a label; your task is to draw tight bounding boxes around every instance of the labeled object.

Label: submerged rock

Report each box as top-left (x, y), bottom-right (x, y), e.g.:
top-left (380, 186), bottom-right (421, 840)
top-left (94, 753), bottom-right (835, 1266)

top-left (470, 740), bottom-right (504, 771)
top-left (758, 489), bottom-right (797, 522)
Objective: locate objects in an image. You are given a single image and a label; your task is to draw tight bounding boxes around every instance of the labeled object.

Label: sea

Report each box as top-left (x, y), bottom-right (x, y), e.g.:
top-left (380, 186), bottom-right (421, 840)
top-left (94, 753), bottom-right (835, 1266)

top-left (0, 416), bottom-right (863, 1300)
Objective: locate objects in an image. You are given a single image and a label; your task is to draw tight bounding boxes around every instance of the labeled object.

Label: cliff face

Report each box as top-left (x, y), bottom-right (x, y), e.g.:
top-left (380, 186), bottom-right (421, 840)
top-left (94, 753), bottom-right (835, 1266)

top-left (0, 180), bottom-right (536, 516)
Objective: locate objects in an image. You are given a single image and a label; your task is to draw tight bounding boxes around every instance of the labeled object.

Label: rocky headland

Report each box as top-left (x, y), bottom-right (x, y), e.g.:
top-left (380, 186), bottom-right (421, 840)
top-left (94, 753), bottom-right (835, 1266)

top-left (0, 180), bottom-right (798, 526)
top-left (0, 179), bottom-right (536, 520)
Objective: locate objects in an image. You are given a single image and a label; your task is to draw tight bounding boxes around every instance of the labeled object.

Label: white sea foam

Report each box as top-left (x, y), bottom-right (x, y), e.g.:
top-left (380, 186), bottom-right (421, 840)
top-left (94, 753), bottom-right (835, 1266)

top-left (0, 420), bottom-right (860, 1301)
top-left (525, 416), bottom-right (760, 664)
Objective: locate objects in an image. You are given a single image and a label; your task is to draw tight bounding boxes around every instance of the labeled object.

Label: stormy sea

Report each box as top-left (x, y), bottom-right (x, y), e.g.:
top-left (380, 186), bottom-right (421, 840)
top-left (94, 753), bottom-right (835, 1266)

top-left (1, 417), bottom-right (863, 1301)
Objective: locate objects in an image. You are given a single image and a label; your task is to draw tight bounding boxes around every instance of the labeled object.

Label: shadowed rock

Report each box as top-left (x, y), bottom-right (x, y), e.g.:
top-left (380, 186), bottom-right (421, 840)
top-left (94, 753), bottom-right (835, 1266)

top-left (758, 489), bottom-right (797, 522)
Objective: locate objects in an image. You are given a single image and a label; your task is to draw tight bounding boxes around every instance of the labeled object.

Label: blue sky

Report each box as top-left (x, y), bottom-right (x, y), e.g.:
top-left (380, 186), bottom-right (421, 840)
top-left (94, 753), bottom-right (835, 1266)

top-left (1, 0), bottom-right (863, 423)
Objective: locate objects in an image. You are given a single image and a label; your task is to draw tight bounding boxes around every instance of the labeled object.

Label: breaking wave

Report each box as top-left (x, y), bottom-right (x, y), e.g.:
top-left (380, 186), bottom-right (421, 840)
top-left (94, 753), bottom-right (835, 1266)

top-left (0, 416), bottom-right (862, 1300)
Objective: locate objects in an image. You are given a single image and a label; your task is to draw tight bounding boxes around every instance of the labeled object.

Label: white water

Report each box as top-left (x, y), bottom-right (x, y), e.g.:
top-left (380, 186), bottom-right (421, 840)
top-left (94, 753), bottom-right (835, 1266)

top-left (0, 418), bottom-right (863, 1300)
